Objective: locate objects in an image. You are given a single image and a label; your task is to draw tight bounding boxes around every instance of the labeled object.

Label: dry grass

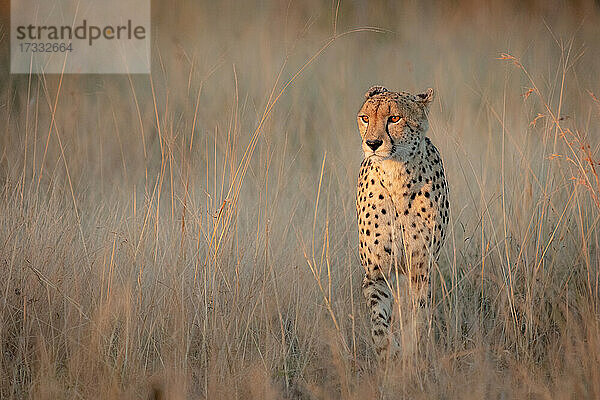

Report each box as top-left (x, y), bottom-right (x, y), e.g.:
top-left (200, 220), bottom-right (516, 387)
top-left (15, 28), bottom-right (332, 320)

top-left (1, 0), bottom-right (600, 398)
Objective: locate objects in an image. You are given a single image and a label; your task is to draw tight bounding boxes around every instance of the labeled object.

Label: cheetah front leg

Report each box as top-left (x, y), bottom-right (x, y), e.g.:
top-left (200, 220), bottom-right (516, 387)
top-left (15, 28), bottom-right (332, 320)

top-left (369, 261), bottom-right (432, 362)
top-left (362, 269), bottom-right (399, 363)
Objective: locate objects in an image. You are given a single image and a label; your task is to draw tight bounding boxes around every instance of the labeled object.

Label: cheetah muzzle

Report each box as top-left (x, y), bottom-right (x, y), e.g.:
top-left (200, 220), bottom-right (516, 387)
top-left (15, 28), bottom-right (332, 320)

top-left (356, 86), bottom-right (449, 363)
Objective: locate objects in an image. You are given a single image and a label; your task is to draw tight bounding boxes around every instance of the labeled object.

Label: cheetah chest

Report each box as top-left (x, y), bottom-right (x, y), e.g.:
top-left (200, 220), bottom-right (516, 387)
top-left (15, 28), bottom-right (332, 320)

top-left (357, 150), bottom-right (449, 280)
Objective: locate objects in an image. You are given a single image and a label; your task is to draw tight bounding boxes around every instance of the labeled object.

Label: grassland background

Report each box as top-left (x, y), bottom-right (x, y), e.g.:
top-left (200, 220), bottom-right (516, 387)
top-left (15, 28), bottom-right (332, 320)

top-left (1, 0), bottom-right (600, 398)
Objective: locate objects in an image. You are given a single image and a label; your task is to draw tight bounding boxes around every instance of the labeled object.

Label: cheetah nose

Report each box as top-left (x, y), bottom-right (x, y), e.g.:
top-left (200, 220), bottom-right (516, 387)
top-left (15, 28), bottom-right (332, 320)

top-left (366, 139), bottom-right (383, 151)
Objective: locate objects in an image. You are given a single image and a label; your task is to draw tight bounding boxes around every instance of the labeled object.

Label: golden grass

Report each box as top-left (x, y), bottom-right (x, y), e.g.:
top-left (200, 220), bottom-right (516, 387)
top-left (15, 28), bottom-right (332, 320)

top-left (1, 0), bottom-right (600, 398)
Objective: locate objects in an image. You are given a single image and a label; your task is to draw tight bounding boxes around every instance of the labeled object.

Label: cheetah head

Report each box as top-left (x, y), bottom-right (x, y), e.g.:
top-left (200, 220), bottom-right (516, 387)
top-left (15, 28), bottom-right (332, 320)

top-left (357, 86), bottom-right (434, 160)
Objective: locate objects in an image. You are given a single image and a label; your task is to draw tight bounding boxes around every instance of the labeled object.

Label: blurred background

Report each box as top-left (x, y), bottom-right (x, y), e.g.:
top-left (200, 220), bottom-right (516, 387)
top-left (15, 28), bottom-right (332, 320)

top-left (1, 0), bottom-right (599, 398)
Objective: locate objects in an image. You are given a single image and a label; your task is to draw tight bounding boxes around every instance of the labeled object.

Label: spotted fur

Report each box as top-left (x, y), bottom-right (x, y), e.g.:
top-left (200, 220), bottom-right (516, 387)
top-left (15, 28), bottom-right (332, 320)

top-left (356, 86), bottom-right (449, 362)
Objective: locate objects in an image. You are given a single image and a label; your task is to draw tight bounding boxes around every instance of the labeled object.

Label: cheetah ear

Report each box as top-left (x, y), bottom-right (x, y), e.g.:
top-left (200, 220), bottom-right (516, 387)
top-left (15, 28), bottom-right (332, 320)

top-left (364, 85), bottom-right (388, 99)
top-left (416, 88), bottom-right (434, 107)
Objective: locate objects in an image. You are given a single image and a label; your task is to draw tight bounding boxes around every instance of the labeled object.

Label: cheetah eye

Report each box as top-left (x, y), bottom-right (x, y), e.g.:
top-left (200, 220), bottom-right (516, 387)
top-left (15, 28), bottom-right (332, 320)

top-left (388, 116), bottom-right (401, 123)
top-left (360, 115), bottom-right (369, 124)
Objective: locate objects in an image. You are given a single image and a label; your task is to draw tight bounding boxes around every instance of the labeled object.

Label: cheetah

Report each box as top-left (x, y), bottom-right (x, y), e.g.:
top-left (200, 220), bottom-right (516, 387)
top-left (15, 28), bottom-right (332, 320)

top-left (356, 86), bottom-right (449, 362)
